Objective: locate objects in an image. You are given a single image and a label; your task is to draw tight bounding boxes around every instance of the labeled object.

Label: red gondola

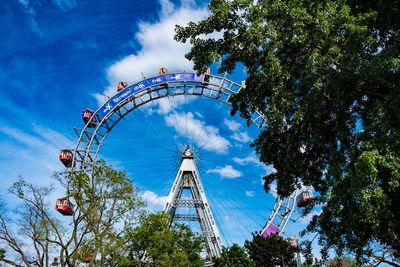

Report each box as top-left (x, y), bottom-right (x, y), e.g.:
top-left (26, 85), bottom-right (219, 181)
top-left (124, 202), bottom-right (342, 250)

top-left (82, 109), bottom-right (97, 128)
top-left (158, 67), bottom-right (168, 75)
top-left (117, 81), bottom-right (128, 92)
top-left (204, 68), bottom-right (210, 82)
top-left (202, 68), bottom-right (210, 87)
top-left (55, 197), bottom-right (73, 216)
top-left (158, 67), bottom-right (169, 88)
top-left (59, 149), bottom-right (73, 167)
top-left (297, 190), bottom-right (313, 208)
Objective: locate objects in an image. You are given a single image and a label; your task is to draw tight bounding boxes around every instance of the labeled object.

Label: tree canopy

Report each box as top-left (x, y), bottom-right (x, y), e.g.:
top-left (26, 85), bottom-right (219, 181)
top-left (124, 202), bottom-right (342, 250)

top-left (214, 243), bottom-right (254, 267)
top-left (328, 257), bottom-right (360, 267)
top-left (244, 234), bottom-right (296, 267)
top-left (175, 0), bottom-right (400, 264)
top-left (117, 212), bottom-right (204, 267)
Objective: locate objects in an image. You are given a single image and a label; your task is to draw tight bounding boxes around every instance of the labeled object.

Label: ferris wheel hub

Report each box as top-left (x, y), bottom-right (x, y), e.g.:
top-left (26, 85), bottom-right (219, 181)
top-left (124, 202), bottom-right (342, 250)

top-left (182, 145), bottom-right (194, 158)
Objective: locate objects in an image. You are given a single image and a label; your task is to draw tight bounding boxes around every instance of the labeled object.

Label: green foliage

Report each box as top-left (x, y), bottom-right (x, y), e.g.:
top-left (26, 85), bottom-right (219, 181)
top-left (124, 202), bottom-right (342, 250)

top-left (328, 257), bottom-right (360, 267)
top-left (308, 147), bottom-right (400, 262)
top-left (117, 212), bottom-right (204, 267)
top-left (175, 0), bottom-right (400, 263)
top-left (214, 243), bottom-right (254, 267)
top-left (301, 240), bottom-right (314, 265)
top-left (244, 233), bottom-right (296, 266)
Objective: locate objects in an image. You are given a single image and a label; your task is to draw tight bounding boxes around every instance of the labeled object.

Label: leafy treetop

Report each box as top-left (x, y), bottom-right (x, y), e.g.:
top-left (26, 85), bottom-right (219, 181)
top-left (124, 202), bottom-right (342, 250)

top-left (175, 0), bottom-right (400, 264)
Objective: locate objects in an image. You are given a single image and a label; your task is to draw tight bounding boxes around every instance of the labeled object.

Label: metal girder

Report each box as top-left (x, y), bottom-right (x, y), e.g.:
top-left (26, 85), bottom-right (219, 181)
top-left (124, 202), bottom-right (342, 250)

top-left (173, 199), bottom-right (204, 208)
top-left (174, 214), bottom-right (200, 221)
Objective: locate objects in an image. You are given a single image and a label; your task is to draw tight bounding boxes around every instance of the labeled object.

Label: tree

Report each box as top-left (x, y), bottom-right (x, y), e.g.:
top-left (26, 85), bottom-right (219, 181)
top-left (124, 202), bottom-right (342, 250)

top-left (175, 0), bottom-right (400, 264)
top-left (328, 257), bottom-right (360, 267)
top-left (214, 243), bottom-right (254, 267)
top-left (244, 233), bottom-right (296, 266)
top-left (0, 160), bottom-right (144, 266)
top-left (117, 212), bottom-right (204, 267)
top-left (301, 240), bottom-right (314, 266)
top-left (0, 181), bottom-right (64, 267)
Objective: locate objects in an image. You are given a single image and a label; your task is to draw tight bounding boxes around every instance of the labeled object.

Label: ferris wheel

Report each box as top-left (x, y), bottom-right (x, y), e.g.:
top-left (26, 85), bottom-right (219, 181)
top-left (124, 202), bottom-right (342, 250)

top-left (57, 68), bottom-right (313, 257)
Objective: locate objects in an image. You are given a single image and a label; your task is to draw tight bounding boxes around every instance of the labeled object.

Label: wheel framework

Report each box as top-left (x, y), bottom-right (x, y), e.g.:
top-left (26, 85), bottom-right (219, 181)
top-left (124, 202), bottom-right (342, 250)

top-left (65, 70), bottom-right (296, 246)
top-left (260, 190), bottom-right (299, 237)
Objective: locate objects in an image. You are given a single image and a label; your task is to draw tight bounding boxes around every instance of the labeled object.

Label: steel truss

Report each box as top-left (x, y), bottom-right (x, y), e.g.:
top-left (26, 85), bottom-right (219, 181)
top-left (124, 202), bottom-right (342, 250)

top-left (164, 147), bottom-right (222, 259)
top-left (261, 190), bottom-right (299, 237)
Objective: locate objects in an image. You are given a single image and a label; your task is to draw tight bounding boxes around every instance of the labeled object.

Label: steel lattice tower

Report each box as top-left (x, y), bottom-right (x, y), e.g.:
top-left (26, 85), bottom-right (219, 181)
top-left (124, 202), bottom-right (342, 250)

top-left (164, 146), bottom-right (222, 259)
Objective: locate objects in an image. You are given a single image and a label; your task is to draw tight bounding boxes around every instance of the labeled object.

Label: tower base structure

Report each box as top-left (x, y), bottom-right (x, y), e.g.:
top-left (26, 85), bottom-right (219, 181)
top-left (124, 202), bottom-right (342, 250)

top-left (164, 146), bottom-right (222, 259)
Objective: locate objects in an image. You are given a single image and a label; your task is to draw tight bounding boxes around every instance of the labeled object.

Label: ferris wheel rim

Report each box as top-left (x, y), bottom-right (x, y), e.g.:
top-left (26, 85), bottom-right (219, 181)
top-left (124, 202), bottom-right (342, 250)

top-left (66, 70), bottom-right (296, 238)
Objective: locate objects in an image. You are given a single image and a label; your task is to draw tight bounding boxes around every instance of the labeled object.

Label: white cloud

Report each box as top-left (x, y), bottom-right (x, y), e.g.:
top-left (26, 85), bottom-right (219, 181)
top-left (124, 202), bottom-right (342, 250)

top-left (268, 181), bottom-right (278, 198)
top-left (224, 119), bottom-right (241, 132)
top-left (165, 112), bottom-right (230, 154)
top-left (233, 152), bottom-right (276, 174)
top-left (233, 153), bottom-right (277, 196)
top-left (233, 154), bottom-right (260, 165)
top-left (224, 118), bottom-right (252, 143)
top-left (142, 190), bottom-right (168, 210)
top-left (207, 165), bottom-right (242, 179)
top-left (52, 0), bottom-right (77, 10)
top-left (231, 132), bottom-right (252, 143)
top-left (18, 0), bottom-right (29, 7)
top-left (245, 191), bottom-right (255, 197)
top-left (0, 124), bottom-right (74, 210)
top-left (155, 97), bottom-right (185, 115)
top-left (16, 0), bottom-right (42, 35)
top-left (0, 125), bottom-right (73, 177)
top-left (300, 211), bottom-right (321, 225)
top-left (147, 95), bottom-right (194, 115)
top-left (94, 0), bottom-right (208, 104)
top-left (234, 153), bottom-right (268, 169)
top-left (19, 0), bottom-right (76, 12)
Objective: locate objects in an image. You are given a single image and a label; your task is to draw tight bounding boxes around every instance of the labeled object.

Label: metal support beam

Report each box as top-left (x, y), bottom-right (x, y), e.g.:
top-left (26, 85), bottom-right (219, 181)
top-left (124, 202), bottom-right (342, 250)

top-left (164, 146), bottom-right (223, 259)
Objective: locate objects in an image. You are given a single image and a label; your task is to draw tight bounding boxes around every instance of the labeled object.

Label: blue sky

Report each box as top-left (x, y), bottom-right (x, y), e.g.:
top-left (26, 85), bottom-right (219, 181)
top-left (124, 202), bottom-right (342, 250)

top-left (0, 0), bottom-right (314, 248)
